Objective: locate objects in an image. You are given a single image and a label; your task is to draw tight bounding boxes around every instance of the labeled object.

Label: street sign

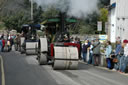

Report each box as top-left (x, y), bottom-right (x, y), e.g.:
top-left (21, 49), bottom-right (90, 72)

top-left (99, 35), bottom-right (108, 43)
top-left (97, 21), bottom-right (102, 31)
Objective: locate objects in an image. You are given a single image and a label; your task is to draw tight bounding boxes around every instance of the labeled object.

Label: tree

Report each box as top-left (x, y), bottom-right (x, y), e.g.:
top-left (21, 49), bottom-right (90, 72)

top-left (76, 11), bottom-right (100, 35)
top-left (77, 0), bottom-right (110, 35)
top-left (41, 7), bottom-right (59, 19)
top-left (99, 8), bottom-right (108, 22)
top-left (3, 12), bottom-right (30, 32)
top-left (2, 0), bottom-right (44, 32)
top-left (98, 0), bottom-right (110, 8)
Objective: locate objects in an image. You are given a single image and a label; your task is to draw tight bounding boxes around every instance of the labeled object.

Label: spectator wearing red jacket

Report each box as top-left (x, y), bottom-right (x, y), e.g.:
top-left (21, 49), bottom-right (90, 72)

top-left (2, 38), bottom-right (5, 52)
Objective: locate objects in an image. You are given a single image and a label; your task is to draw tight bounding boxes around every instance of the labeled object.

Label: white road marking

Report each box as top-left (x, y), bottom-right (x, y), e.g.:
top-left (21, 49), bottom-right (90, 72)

top-left (0, 55), bottom-right (5, 85)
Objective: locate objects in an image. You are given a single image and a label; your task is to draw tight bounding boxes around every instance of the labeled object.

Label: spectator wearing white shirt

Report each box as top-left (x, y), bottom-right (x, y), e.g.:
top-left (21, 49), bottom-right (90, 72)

top-left (120, 39), bottom-right (128, 73)
top-left (88, 40), bottom-right (94, 64)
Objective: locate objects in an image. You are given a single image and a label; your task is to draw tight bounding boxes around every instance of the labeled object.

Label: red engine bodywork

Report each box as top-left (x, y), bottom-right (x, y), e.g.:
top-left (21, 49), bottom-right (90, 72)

top-left (50, 43), bottom-right (80, 58)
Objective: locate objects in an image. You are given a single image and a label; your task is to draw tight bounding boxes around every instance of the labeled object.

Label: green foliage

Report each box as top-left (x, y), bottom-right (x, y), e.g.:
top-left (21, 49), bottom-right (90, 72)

top-left (0, 22), bottom-right (5, 30)
top-left (98, 0), bottom-right (110, 8)
top-left (77, 1), bottom-right (109, 35)
top-left (72, 0), bottom-right (110, 35)
top-left (24, 0), bottom-right (30, 7)
top-left (99, 8), bottom-right (108, 22)
top-left (2, 0), bottom-right (44, 32)
top-left (99, 8), bottom-right (108, 33)
top-left (79, 25), bottom-right (95, 35)
top-left (3, 12), bottom-right (30, 32)
top-left (41, 7), bottom-right (59, 19)
top-left (33, 6), bottom-right (44, 23)
top-left (76, 11), bottom-right (99, 35)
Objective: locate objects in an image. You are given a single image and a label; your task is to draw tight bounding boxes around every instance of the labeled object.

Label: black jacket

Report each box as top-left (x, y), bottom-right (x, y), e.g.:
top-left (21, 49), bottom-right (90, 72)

top-left (82, 44), bottom-right (89, 53)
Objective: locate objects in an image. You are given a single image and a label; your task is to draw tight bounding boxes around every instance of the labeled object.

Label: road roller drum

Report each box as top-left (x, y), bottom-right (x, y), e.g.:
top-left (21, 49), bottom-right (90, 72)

top-left (39, 38), bottom-right (48, 52)
top-left (26, 42), bottom-right (38, 55)
top-left (37, 38), bottom-right (48, 65)
top-left (53, 47), bottom-right (79, 70)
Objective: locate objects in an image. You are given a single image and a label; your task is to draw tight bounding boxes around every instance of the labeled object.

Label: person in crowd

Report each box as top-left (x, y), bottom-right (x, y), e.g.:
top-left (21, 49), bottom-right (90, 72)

top-left (70, 37), bottom-right (74, 43)
top-left (115, 41), bottom-right (122, 55)
top-left (77, 38), bottom-right (82, 59)
top-left (93, 39), bottom-right (101, 66)
top-left (0, 38), bottom-right (3, 52)
top-left (87, 39), bottom-right (91, 47)
top-left (1, 34), bottom-right (4, 39)
top-left (8, 34), bottom-right (11, 40)
top-left (88, 40), bottom-right (94, 64)
top-left (73, 37), bottom-right (78, 43)
top-left (72, 38), bottom-right (75, 43)
top-left (7, 39), bottom-right (11, 52)
top-left (9, 37), bottom-right (14, 50)
top-left (2, 38), bottom-right (5, 52)
top-left (14, 34), bottom-right (20, 51)
top-left (105, 41), bottom-right (112, 69)
top-left (119, 39), bottom-right (128, 73)
top-left (116, 37), bottom-right (121, 48)
top-left (118, 40), bottom-right (126, 71)
top-left (82, 40), bottom-right (89, 62)
top-left (114, 40), bottom-right (122, 70)
top-left (116, 37), bottom-right (121, 42)
top-left (11, 34), bottom-right (16, 39)
top-left (63, 35), bottom-right (70, 42)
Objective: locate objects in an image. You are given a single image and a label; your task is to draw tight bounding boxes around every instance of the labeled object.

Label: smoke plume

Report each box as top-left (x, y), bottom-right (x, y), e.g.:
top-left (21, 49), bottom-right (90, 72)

top-left (32, 0), bottom-right (99, 18)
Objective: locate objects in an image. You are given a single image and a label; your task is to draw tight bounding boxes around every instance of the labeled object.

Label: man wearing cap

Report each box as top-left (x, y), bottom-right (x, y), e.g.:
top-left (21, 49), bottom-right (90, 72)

top-left (119, 39), bottom-right (128, 73)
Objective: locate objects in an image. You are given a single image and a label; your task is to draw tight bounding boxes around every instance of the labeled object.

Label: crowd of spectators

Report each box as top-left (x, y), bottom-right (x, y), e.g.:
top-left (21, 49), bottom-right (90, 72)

top-left (72, 36), bottom-right (128, 74)
top-left (0, 34), bottom-right (16, 52)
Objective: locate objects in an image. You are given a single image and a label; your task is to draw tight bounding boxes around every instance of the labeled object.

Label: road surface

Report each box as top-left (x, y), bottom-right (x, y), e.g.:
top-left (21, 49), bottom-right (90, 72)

top-left (0, 50), bottom-right (128, 85)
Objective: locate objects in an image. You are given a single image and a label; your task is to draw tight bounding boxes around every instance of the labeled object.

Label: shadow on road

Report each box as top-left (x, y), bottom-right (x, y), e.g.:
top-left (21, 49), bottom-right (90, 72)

top-left (78, 62), bottom-right (115, 74)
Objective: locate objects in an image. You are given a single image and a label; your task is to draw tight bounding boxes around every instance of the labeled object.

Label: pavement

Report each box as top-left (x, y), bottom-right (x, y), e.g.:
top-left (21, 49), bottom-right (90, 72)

top-left (0, 57), bottom-right (1, 85)
top-left (0, 50), bottom-right (128, 85)
top-left (0, 55), bottom-right (5, 85)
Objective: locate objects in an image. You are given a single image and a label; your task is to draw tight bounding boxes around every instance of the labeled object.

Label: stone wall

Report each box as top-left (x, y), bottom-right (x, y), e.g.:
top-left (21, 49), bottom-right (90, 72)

top-left (71, 34), bottom-right (99, 41)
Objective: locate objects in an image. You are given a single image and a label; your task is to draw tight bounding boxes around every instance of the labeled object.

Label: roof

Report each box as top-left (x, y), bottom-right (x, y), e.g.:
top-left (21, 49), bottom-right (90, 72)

top-left (41, 18), bottom-right (77, 25)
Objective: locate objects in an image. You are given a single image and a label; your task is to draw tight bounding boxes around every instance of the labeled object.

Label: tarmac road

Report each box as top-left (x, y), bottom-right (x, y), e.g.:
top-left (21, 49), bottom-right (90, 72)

top-left (0, 50), bottom-right (128, 85)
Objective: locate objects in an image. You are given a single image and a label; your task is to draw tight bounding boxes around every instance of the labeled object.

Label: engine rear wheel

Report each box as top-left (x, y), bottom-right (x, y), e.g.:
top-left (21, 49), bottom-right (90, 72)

top-left (38, 53), bottom-right (47, 65)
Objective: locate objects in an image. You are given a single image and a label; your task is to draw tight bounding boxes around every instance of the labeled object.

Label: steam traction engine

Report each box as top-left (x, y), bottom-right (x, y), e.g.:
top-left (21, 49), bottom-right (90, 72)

top-left (20, 24), bottom-right (40, 55)
top-left (37, 13), bottom-right (80, 70)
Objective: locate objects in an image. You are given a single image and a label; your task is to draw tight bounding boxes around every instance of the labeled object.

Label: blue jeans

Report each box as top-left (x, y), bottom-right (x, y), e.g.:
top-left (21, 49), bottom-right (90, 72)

top-left (119, 56), bottom-right (125, 71)
top-left (83, 52), bottom-right (87, 62)
top-left (114, 55), bottom-right (121, 70)
top-left (120, 56), bottom-right (128, 72)
top-left (88, 53), bottom-right (94, 64)
top-left (0, 45), bottom-right (2, 52)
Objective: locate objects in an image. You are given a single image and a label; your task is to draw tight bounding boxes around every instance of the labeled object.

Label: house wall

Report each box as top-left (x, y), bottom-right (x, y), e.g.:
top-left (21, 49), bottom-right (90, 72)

top-left (116, 0), bottom-right (128, 41)
top-left (109, 0), bottom-right (128, 43)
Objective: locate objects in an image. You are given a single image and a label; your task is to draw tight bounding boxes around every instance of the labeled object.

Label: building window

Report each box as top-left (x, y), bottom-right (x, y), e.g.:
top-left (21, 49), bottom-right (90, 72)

top-left (123, 28), bottom-right (125, 31)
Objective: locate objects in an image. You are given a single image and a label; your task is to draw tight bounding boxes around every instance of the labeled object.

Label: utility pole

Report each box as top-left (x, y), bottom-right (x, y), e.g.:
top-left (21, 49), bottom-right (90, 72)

top-left (31, 0), bottom-right (34, 22)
